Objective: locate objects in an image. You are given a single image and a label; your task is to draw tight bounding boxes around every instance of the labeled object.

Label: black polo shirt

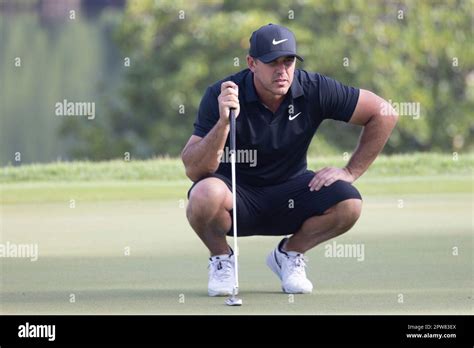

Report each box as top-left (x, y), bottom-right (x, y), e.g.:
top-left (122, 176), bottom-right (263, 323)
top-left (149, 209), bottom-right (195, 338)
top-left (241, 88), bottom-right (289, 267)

top-left (193, 68), bottom-right (360, 186)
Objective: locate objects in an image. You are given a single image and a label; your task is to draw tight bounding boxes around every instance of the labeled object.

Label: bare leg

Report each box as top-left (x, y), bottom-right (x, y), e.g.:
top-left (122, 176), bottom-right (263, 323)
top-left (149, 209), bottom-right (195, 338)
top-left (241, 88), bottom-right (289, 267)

top-left (186, 178), bottom-right (233, 255)
top-left (284, 199), bottom-right (362, 253)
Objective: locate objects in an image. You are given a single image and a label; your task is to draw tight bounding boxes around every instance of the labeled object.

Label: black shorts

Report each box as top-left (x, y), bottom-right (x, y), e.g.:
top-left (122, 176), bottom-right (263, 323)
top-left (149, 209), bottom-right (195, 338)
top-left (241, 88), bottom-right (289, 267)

top-left (187, 170), bottom-right (362, 237)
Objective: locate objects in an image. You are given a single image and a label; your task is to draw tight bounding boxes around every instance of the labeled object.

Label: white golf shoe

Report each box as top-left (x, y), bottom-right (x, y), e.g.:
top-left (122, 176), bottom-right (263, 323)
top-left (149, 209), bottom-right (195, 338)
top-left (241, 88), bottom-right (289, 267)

top-left (208, 248), bottom-right (236, 297)
top-left (266, 238), bottom-right (313, 294)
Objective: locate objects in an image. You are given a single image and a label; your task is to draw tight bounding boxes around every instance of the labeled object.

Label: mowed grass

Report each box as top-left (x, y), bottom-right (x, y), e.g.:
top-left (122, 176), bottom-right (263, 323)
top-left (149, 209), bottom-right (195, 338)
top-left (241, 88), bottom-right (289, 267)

top-left (1, 152), bottom-right (473, 183)
top-left (0, 195), bottom-right (471, 314)
top-left (0, 154), bottom-right (472, 314)
top-left (0, 152), bottom-right (472, 204)
top-left (0, 176), bottom-right (471, 204)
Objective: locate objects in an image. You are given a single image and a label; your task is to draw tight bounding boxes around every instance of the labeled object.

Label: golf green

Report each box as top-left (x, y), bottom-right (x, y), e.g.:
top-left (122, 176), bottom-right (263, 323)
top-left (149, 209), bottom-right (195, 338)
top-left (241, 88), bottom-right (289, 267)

top-left (0, 180), bottom-right (471, 314)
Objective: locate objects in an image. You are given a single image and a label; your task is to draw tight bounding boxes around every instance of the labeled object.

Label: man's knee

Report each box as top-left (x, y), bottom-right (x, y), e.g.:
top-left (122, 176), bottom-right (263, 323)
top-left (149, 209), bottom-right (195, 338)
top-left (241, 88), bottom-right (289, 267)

top-left (187, 178), bottom-right (231, 222)
top-left (332, 198), bottom-right (362, 231)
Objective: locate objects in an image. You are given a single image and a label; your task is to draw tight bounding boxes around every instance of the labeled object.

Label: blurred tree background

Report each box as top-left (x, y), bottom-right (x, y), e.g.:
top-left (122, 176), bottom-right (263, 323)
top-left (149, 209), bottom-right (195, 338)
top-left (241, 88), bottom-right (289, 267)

top-left (1, 0), bottom-right (473, 165)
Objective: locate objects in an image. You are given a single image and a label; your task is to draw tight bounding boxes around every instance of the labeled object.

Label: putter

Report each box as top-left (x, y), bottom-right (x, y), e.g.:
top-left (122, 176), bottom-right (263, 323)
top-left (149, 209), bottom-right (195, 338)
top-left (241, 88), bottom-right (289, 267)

top-left (225, 107), bottom-right (242, 306)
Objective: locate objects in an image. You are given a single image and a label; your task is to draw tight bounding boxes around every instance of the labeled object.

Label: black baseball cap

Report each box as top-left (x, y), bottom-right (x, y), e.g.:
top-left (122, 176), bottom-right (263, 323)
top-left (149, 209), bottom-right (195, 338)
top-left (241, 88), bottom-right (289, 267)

top-left (249, 23), bottom-right (304, 63)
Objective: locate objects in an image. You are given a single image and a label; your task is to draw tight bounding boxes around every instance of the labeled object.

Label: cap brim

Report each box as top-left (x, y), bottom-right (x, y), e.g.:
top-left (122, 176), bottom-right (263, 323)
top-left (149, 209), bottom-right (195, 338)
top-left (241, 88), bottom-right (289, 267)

top-left (257, 51), bottom-right (304, 63)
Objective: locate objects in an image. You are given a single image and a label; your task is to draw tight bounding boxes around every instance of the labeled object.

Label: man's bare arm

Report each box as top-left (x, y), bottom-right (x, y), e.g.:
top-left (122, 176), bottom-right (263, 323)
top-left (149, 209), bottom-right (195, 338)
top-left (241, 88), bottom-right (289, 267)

top-left (182, 81), bottom-right (240, 182)
top-left (345, 89), bottom-right (399, 180)
top-left (308, 89), bottom-right (398, 191)
top-left (181, 120), bottom-right (230, 182)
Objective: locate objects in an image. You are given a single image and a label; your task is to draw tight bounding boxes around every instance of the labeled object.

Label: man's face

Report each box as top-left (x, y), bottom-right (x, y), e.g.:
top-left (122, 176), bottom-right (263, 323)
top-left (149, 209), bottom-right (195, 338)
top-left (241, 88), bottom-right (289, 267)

top-left (248, 56), bottom-right (296, 97)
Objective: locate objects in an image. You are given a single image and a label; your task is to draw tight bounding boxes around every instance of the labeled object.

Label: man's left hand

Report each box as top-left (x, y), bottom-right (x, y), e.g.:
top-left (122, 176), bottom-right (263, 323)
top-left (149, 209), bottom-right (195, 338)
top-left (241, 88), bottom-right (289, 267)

top-left (308, 167), bottom-right (355, 191)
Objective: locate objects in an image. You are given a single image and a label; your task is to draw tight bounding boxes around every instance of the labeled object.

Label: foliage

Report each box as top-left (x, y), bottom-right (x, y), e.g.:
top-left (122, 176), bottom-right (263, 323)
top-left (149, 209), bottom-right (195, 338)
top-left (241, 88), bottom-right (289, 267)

top-left (67, 0), bottom-right (474, 159)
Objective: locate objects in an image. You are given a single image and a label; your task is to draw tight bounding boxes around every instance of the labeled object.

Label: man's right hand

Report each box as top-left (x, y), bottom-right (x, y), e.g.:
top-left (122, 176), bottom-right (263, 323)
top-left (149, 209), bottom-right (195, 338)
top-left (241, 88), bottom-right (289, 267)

top-left (218, 81), bottom-right (240, 124)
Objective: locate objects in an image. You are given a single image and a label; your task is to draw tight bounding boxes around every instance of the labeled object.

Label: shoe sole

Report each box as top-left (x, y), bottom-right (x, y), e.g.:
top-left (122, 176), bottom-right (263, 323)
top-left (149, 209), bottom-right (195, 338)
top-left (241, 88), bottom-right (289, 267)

top-left (266, 250), bottom-right (313, 294)
top-left (208, 290), bottom-right (233, 297)
top-left (208, 287), bottom-right (238, 297)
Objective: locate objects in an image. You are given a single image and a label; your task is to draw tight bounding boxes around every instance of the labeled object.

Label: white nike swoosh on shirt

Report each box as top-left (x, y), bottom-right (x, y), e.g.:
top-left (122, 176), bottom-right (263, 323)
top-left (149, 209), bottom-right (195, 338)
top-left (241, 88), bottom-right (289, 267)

top-left (272, 38), bottom-right (288, 45)
top-left (289, 112), bottom-right (302, 120)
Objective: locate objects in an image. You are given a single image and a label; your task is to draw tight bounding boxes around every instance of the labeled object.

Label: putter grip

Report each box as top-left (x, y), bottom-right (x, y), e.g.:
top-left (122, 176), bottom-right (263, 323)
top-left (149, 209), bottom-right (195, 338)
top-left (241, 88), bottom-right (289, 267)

top-left (229, 108), bottom-right (236, 152)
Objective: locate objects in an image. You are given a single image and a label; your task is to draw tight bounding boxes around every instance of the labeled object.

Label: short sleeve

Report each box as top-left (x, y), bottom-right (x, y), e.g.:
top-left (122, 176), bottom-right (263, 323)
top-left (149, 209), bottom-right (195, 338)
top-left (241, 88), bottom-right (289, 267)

top-left (318, 75), bottom-right (360, 123)
top-left (193, 86), bottom-right (220, 137)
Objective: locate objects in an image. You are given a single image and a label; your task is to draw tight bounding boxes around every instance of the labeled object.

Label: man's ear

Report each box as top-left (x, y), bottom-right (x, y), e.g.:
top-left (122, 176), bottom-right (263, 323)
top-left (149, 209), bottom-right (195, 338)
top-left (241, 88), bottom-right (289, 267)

top-left (247, 55), bottom-right (257, 72)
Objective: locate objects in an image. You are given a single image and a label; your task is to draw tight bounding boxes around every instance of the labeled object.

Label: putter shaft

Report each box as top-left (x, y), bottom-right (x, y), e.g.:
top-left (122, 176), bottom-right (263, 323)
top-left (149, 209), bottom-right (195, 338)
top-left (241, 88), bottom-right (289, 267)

top-left (229, 108), bottom-right (239, 290)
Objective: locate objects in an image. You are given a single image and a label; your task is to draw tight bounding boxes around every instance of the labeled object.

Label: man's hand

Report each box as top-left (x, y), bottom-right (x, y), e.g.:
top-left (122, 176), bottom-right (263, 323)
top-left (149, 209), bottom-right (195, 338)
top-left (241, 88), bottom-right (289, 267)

top-left (308, 167), bottom-right (355, 191)
top-left (218, 81), bottom-right (240, 124)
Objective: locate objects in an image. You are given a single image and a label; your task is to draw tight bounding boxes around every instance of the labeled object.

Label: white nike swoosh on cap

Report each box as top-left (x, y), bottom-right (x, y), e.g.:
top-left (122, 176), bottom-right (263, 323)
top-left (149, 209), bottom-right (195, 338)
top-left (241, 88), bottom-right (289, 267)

top-left (289, 112), bottom-right (302, 120)
top-left (272, 38), bottom-right (288, 45)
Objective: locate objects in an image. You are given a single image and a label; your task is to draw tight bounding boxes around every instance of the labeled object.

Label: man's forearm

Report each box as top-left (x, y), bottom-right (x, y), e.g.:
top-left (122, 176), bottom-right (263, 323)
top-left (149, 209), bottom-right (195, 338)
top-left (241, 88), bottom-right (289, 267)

top-left (182, 119), bottom-right (230, 181)
top-left (345, 113), bottom-right (398, 180)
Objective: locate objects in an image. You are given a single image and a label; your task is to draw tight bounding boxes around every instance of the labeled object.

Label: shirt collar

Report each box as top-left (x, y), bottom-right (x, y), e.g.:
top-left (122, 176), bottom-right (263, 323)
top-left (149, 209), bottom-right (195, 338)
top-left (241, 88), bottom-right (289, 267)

top-left (244, 69), bottom-right (304, 103)
top-left (290, 71), bottom-right (304, 99)
top-left (244, 70), bottom-right (259, 103)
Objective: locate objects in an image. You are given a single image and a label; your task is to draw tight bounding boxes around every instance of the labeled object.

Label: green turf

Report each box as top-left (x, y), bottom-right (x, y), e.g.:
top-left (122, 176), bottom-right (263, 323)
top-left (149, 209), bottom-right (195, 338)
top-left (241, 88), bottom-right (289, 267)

top-left (0, 174), bottom-right (471, 204)
top-left (0, 155), bottom-right (472, 314)
top-left (0, 193), bottom-right (471, 314)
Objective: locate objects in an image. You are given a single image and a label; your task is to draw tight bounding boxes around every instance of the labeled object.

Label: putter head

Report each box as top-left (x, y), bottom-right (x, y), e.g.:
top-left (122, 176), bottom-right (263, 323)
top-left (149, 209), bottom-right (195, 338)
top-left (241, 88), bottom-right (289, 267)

top-left (225, 287), bottom-right (242, 306)
top-left (225, 296), bottom-right (242, 306)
